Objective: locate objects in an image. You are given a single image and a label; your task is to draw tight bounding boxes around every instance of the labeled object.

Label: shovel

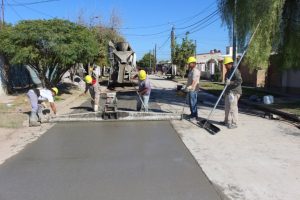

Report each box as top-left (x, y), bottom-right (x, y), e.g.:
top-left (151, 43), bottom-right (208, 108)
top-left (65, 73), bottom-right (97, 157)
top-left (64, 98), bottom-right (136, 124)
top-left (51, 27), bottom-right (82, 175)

top-left (201, 22), bottom-right (261, 134)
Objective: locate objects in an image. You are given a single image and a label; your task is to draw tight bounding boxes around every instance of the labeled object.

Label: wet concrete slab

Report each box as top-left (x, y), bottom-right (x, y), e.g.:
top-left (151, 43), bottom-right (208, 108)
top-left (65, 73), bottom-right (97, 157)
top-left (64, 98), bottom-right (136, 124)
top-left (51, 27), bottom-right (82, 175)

top-left (0, 121), bottom-right (220, 200)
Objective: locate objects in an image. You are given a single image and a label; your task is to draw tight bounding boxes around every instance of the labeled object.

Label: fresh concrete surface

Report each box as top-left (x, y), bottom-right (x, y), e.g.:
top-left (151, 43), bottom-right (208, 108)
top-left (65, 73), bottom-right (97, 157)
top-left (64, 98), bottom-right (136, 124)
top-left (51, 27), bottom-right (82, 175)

top-left (150, 75), bottom-right (300, 200)
top-left (0, 121), bottom-right (221, 200)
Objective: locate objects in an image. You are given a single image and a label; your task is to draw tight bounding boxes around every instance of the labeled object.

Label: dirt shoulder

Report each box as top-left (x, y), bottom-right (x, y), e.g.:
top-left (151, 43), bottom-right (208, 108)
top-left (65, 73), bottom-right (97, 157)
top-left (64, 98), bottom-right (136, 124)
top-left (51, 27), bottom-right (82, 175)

top-left (0, 87), bottom-right (88, 165)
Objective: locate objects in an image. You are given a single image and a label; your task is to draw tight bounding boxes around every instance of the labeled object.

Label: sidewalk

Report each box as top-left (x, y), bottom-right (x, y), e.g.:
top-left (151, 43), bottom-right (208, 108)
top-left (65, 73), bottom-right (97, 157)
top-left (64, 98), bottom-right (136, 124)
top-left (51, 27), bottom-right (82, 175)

top-left (150, 75), bottom-right (300, 200)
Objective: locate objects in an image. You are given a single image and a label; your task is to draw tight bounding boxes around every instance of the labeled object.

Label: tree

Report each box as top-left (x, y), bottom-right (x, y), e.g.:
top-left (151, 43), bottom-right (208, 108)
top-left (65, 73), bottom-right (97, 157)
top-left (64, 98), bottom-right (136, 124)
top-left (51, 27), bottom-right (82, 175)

top-left (93, 26), bottom-right (125, 67)
top-left (173, 34), bottom-right (195, 76)
top-left (137, 53), bottom-right (156, 72)
top-left (218, 0), bottom-right (300, 70)
top-left (0, 19), bottom-right (100, 87)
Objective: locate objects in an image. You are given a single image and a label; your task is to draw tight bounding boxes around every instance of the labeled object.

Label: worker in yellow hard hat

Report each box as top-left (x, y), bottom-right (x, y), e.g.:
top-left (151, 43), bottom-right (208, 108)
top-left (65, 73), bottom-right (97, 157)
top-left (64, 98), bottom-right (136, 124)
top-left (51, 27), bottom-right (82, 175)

top-left (80, 75), bottom-right (101, 112)
top-left (26, 87), bottom-right (58, 126)
top-left (222, 56), bottom-right (243, 129)
top-left (186, 56), bottom-right (200, 121)
top-left (137, 69), bottom-right (151, 112)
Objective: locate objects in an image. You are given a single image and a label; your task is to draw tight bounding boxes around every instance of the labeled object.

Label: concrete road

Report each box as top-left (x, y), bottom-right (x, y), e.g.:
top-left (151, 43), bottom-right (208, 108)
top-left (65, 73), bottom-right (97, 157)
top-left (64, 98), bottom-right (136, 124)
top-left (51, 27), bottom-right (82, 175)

top-left (0, 121), bottom-right (221, 200)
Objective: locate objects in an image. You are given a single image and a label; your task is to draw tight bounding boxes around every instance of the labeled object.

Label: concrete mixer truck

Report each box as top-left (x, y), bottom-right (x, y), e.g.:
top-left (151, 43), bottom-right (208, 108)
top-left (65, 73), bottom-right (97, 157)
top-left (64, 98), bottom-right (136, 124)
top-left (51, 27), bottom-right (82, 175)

top-left (108, 41), bottom-right (136, 84)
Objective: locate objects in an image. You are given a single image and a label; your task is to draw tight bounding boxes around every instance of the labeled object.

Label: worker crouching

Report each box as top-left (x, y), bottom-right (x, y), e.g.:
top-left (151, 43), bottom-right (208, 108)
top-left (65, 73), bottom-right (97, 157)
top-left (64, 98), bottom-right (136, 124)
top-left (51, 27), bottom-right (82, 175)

top-left (137, 70), bottom-right (151, 112)
top-left (27, 87), bottom-right (58, 127)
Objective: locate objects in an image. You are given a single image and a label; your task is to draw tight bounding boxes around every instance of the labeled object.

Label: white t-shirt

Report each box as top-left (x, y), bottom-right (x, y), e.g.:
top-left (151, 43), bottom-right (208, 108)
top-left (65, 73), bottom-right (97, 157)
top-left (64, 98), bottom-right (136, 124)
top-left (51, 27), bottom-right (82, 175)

top-left (38, 89), bottom-right (54, 103)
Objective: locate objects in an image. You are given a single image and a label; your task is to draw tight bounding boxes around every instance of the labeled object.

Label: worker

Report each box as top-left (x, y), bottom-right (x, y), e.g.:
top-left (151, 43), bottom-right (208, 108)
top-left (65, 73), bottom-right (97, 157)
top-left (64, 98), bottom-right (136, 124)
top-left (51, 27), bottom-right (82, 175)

top-left (222, 57), bottom-right (243, 129)
top-left (81, 75), bottom-right (101, 112)
top-left (137, 70), bottom-right (151, 112)
top-left (27, 87), bottom-right (58, 127)
top-left (186, 56), bottom-right (200, 120)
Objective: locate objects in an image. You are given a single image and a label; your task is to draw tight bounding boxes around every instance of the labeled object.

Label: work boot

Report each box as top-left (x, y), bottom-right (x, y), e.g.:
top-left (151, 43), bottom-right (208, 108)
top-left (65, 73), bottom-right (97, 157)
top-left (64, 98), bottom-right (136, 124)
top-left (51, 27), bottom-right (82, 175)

top-left (189, 117), bottom-right (198, 124)
top-left (29, 112), bottom-right (40, 127)
top-left (94, 105), bottom-right (99, 112)
top-left (227, 124), bottom-right (238, 129)
top-left (220, 121), bottom-right (229, 126)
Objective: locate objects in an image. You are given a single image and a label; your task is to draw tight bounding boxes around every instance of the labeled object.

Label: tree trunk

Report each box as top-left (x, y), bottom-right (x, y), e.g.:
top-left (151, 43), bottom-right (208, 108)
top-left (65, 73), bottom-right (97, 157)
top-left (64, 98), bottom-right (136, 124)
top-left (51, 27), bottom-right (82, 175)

top-left (0, 56), bottom-right (13, 94)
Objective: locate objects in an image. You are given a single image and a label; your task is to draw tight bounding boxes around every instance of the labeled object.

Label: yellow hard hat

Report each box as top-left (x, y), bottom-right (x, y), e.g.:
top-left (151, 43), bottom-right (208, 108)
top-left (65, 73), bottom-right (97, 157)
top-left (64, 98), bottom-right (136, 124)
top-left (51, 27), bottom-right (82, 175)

top-left (138, 70), bottom-right (147, 80)
top-left (84, 75), bottom-right (93, 84)
top-left (187, 56), bottom-right (197, 64)
top-left (51, 87), bottom-right (58, 95)
top-left (223, 57), bottom-right (234, 65)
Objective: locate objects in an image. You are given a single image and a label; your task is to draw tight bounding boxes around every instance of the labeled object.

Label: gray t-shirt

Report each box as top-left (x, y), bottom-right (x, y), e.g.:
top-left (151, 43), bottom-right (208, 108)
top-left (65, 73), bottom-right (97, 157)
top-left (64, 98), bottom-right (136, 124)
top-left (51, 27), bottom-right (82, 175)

top-left (139, 77), bottom-right (151, 96)
top-left (187, 67), bottom-right (200, 91)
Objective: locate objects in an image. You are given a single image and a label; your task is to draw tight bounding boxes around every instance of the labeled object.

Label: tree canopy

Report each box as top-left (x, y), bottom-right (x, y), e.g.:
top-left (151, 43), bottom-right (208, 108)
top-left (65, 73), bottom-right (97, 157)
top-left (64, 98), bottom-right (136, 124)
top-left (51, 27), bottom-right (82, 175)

top-left (218, 0), bottom-right (300, 70)
top-left (137, 52), bottom-right (156, 72)
top-left (93, 26), bottom-right (125, 67)
top-left (0, 19), bottom-right (100, 86)
top-left (173, 35), bottom-right (195, 72)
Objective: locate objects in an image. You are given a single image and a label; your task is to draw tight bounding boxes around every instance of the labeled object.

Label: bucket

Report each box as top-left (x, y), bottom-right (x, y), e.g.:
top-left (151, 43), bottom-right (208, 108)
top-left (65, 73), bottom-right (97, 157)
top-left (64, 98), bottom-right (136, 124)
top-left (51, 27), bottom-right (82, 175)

top-left (263, 95), bottom-right (274, 104)
top-left (177, 85), bottom-right (183, 91)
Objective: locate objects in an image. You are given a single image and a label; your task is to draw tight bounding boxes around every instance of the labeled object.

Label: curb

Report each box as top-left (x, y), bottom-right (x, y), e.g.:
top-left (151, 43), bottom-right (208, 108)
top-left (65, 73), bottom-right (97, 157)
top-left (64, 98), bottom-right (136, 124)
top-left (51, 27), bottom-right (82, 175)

top-left (240, 99), bottom-right (300, 123)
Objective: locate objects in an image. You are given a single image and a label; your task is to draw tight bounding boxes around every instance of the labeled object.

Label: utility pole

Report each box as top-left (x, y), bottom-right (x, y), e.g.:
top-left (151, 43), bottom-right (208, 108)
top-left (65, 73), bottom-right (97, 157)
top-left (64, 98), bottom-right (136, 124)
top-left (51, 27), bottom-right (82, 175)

top-left (171, 26), bottom-right (175, 64)
top-left (149, 50), bottom-right (151, 71)
top-left (194, 40), bottom-right (197, 57)
top-left (232, 0), bottom-right (237, 63)
top-left (154, 44), bottom-right (157, 73)
top-left (0, 0), bottom-right (4, 30)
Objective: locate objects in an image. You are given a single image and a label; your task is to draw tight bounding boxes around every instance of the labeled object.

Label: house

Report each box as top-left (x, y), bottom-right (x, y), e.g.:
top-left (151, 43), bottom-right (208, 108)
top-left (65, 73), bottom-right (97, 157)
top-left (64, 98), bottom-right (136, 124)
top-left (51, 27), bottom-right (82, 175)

top-left (221, 50), bottom-right (300, 95)
top-left (196, 49), bottom-right (222, 81)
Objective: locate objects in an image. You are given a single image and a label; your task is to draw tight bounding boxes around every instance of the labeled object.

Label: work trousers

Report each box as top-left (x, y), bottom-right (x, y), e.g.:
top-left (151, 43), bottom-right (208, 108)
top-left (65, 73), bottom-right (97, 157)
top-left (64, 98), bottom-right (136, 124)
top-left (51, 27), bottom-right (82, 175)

top-left (187, 91), bottom-right (198, 118)
top-left (137, 95), bottom-right (150, 112)
top-left (89, 85), bottom-right (101, 106)
top-left (27, 89), bottom-right (39, 113)
top-left (225, 93), bottom-right (240, 126)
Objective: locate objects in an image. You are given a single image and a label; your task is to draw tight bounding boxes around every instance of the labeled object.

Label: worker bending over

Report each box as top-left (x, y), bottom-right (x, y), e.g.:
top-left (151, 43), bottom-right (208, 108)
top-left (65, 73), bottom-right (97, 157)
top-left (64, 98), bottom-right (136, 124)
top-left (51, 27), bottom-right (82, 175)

top-left (81, 75), bottom-right (101, 112)
top-left (27, 87), bottom-right (58, 126)
top-left (137, 70), bottom-right (151, 112)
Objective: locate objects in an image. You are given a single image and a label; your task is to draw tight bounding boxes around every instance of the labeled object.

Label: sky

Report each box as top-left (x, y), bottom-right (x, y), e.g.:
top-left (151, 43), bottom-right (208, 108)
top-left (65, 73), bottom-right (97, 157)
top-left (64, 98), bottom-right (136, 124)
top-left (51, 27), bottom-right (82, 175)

top-left (3, 0), bottom-right (231, 61)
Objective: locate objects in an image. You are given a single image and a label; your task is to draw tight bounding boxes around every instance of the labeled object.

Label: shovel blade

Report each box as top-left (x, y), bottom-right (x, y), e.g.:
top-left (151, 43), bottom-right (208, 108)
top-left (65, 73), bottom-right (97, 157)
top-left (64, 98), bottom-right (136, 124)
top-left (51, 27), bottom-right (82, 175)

top-left (198, 119), bottom-right (220, 135)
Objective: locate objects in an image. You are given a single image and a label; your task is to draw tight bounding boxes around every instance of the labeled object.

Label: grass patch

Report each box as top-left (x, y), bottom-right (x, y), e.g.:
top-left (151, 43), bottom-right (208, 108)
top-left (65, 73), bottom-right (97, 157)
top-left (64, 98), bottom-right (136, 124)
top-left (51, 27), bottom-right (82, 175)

top-left (0, 113), bottom-right (27, 128)
top-left (200, 82), bottom-right (224, 96)
top-left (0, 95), bottom-right (29, 129)
top-left (200, 81), bottom-right (285, 98)
top-left (270, 101), bottom-right (300, 116)
top-left (200, 81), bottom-right (299, 116)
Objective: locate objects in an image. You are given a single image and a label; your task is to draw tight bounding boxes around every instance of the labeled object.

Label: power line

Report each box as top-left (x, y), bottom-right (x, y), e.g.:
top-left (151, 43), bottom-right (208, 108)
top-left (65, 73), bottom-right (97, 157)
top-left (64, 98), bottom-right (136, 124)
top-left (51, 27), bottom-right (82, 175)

top-left (5, 0), bottom-right (23, 20)
top-left (116, 2), bottom-right (217, 30)
top-left (123, 9), bottom-right (219, 38)
top-left (189, 17), bottom-right (220, 34)
top-left (11, 0), bottom-right (55, 18)
top-left (187, 14), bottom-right (220, 33)
top-left (176, 13), bottom-right (220, 37)
top-left (173, 2), bottom-right (217, 27)
top-left (157, 35), bottom-right (170, 51)
top-left (5, 0), bottom-right (59, 6)
top-left (122, 28), bottom-right (171, 37)
top-left (176, 9), bottom-right (219, 30)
